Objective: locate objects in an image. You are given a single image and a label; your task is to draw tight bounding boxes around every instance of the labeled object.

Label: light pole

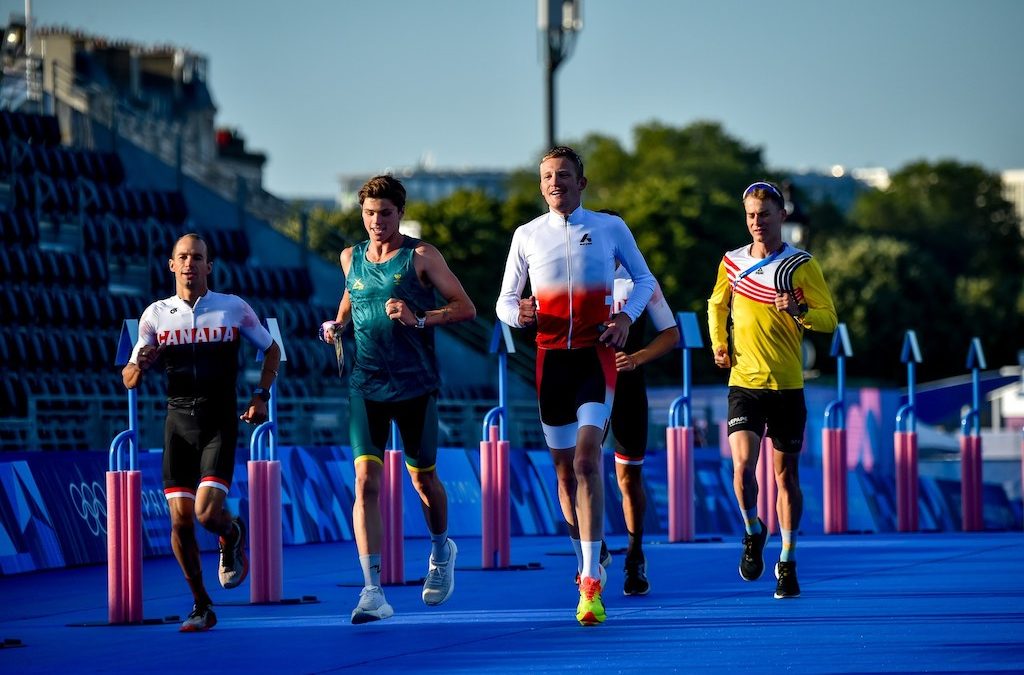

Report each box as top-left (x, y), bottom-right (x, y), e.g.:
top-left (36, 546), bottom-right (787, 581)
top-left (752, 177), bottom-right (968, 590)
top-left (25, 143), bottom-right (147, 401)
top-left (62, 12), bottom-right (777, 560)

top-left (539, 0), bottom-right (582, 150)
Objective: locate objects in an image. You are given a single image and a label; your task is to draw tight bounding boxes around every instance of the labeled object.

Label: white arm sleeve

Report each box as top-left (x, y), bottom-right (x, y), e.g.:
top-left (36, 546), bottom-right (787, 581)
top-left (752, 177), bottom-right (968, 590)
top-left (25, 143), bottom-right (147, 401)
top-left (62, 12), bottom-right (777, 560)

top-left (613, 221), bottom-right (655, 322)
top-left (128, 304), bottom-right (159, 364)
top-left (495, 227), bottom-right (529, 328)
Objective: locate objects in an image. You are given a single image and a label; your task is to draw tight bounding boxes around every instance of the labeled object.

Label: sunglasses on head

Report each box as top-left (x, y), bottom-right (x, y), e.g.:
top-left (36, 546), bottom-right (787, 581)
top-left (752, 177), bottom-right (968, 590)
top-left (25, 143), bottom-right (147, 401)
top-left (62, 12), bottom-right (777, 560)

top-left (742, 182), bottom-right (783, 200)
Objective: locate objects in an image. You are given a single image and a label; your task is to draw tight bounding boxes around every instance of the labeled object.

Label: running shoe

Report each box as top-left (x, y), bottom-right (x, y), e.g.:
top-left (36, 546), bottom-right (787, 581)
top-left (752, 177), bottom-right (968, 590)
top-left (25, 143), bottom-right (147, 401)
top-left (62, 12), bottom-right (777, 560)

top-left (575, 561), bottom-right (607, 589)
top-left (179, 603), bottom-right (217, 632)
top-left (351, 585), bottom-right (394, 624)
top-left (739, 518), bottom-right (769, 581)
top-left (774, 561), bottom-right (801, 599)
top-left (218, 517), bottom-right (249, 589)
top-left (422, 538), bottom-right (458, 606)
top-left (576, 575), bottom-right (606, 626)
top-left (623, 553), bottom-right (650, 596)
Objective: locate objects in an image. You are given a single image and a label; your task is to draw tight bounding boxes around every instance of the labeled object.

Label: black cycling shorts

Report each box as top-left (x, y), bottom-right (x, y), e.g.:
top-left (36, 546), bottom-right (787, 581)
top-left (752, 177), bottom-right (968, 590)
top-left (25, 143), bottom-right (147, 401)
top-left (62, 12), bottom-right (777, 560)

top-left (536, 346), bottom-right (616, 450)
top-left (162, 405), bottom-right (239, 499)
top-left (726, 386), bottom-right (807, 453)
top-left (610, 368), bottom-right (648, 464)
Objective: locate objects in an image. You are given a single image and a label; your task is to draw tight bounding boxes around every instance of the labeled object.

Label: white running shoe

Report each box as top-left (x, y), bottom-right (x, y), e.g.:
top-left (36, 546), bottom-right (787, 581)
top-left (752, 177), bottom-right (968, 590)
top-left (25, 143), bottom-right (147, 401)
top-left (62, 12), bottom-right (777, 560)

top-left (350, 585), bottom-right (394, 624)
top-left (422, 538), bottom-right (458, 606)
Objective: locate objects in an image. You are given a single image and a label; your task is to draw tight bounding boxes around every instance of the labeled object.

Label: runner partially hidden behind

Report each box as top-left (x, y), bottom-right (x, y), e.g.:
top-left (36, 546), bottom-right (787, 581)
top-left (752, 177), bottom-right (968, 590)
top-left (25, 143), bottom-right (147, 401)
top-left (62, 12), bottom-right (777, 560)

top-left (608, 262), bottom-right (679, 596)
top-left (497, 146), bottom-right (656, 625)
top-left (123, 233), bottom-right (281, 631)
top-left (320, 174), bottom-right (476, 624)
top-left (707, 181), bottom-right (836, 599)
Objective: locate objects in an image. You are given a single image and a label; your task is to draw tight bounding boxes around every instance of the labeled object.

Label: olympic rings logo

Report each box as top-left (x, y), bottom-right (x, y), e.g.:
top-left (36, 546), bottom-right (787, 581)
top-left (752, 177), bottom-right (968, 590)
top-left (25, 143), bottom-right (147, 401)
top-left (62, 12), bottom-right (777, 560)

top-left (69, 481), bottom-right (108, 537)
top-left (141, 489), bottom-right (169, 517)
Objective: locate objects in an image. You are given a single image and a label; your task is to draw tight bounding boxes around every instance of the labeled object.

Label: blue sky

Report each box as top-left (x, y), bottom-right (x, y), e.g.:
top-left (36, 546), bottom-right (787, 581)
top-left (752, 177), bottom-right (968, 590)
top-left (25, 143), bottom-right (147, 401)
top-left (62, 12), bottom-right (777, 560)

top-left (8, 0), bottom-right (1024, 197)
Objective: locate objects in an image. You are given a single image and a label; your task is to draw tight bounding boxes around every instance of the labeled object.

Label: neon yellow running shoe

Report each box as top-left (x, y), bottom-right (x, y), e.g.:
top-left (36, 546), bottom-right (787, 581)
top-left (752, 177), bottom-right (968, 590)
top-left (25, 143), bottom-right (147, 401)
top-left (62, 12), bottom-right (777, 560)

top-left (576, 575), bottom-right (606, 626)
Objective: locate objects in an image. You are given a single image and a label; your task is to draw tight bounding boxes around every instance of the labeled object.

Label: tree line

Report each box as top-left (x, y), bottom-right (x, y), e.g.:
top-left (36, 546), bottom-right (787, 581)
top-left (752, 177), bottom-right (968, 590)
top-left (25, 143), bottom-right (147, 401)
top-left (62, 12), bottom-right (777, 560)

top-left (278, 121), bottom-right (1023, 386)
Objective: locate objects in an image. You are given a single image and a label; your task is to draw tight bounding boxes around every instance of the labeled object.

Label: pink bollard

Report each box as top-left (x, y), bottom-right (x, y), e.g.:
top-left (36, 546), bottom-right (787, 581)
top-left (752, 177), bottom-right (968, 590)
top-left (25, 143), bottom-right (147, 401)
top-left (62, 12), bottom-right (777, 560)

top-left (125, 471), bottom-right (143, 623)
top-left (667, 426), bottom-right (695, 542)
top-left (106, 472), bottom-right (124, 624)
top-left (666, 426), bottom-right (679, 541)
top-left (960, 435), bottom-right (983, 532)
top-left (267, 461), bottom-right (283, 602)
top-left (248, 461), bottom-right (267, 602)
top-left (496, 433), bottom-right (511, 568)
top-left (248, 459), bottom-right (284, 603)
top-left (755, 436), bottom-right (779, 534)
top-left (481, 425), bottom-right (509, 568)
top-left (823, 428), bottom-right (848, 534)
top-left (895, 432), bottom-right (919, 532)
top-left (381, 449), bottom-right (405, 584)
top-left (480, 435), bottom-right (495, 568)
top-left (107, 470), bottom-right (143, 624)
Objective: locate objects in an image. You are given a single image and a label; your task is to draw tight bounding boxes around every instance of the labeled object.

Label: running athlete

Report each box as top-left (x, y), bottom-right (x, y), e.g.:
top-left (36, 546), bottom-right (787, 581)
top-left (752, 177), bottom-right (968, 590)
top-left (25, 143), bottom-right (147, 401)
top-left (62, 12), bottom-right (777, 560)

top-left (609, 265), bottom-right (679, 596)
top-left (496, 146), bottom-right (656, 625)
top-left (707, 181), bottom-right (836, 599)
top-left (123, 233), bottom-right (281, 632)
top-left (320, 175), bottom-right (475, 624)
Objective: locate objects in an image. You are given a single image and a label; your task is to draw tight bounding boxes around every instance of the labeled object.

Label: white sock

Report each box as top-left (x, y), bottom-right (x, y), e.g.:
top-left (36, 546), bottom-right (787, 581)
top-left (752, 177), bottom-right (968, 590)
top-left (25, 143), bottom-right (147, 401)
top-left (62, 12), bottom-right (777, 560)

top-left (359, 554), bottom-right (381, 588)
top-left (570, 537), bottom-right (584, 573)
top-left (581, 540), bottom-right (602, 580)
top-left (430, 530), bottom-right (450, 562)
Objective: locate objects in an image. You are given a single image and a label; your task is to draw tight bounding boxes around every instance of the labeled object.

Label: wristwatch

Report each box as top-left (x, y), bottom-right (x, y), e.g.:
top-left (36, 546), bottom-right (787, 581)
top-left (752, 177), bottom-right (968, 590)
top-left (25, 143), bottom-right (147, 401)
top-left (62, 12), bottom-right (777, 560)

top-left (414, 310), bottom-right (427, 329)
top-left (253, 388), bottom-right (271, 403)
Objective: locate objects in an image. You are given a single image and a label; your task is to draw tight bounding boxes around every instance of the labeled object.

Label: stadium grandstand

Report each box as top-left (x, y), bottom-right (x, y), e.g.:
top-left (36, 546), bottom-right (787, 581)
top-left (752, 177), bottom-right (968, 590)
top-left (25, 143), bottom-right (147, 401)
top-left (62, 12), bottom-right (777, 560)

top-left (0, 21), bottom-right (540, 454)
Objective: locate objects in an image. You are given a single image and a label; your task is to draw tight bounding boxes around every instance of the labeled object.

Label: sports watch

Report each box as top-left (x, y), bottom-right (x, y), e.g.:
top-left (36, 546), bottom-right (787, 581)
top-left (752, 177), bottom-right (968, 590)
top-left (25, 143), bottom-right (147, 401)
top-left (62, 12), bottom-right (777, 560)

top-left (253, 388), bottom-right (271, 402)
top-left (414, 310), bottom-right (427, 329)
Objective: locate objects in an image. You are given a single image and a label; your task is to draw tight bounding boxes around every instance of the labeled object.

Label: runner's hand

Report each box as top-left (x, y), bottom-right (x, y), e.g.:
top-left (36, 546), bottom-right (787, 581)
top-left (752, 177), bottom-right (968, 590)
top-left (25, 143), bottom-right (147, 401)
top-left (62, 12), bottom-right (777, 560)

top-left (518, 296), bottom-right (537, 326)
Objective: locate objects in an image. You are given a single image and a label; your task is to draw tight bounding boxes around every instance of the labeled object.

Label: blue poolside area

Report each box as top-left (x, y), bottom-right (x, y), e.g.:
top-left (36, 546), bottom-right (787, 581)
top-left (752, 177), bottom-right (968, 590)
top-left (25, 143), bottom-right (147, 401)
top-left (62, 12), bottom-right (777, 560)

top-left (1, 532), bottom-right (1022, 673)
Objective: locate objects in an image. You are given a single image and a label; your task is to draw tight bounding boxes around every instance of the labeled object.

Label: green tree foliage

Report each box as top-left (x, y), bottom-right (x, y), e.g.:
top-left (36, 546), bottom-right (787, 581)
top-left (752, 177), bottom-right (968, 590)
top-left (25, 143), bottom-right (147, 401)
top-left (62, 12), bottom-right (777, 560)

top-left (841, 161), bottom-right (1023, 381)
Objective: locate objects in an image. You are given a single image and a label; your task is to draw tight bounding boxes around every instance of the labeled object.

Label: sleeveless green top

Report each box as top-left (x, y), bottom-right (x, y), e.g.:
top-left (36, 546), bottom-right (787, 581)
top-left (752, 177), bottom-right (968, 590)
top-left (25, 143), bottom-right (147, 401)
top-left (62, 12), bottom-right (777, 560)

top-left (347, 237), bottom-right (440, 401)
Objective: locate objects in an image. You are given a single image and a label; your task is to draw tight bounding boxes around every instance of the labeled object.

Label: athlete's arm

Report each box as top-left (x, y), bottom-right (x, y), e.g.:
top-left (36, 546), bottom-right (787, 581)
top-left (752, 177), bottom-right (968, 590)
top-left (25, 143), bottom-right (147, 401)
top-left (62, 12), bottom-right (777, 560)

top-left (410, 242), bottom-right (476, 327)
top-left (496, 228), bottom-right (530, 328)
top-left (612, 220), bottom-right (656, 323)
top-left (793, 259), bottom-right (838, 333)
top-left (321, 248), bottom-right (355, 344)
top-left (707, 258), bottom-right (732, 369)
top-left (240, 339), bottom-right (281, 425)
top-left (122, 305), bottom-right (162, 389)
top-left (617, 325), bottom-right (680, 372)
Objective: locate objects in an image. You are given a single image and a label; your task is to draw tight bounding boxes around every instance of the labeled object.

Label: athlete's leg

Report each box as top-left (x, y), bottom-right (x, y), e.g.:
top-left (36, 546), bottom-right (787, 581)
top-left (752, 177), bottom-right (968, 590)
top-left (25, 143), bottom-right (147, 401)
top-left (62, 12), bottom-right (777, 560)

top-left (767, 389), bottom-right (807, 565)
top-left (730, 429), bottom-right (761, 518)
top-left (349, 393), bottom-right (390, 558)
top-left (353, 459), bottom-right (384, 556)
top-left (550, 447), bottom-right (579, 537)
top-left (773, 449), bottom-right (802, 532)
top-left (574, 424), bottom-right (605, 560)
top-left (168, 496), bottom-right (211, 607)
top-left (194, 487), bottom-right (233, 537)
top-left (615, 462), bottom-right (645, 553)
top-left (395, 393), bottom-right (448, 539)
top-left (163, 410), bottom-right (211, 606)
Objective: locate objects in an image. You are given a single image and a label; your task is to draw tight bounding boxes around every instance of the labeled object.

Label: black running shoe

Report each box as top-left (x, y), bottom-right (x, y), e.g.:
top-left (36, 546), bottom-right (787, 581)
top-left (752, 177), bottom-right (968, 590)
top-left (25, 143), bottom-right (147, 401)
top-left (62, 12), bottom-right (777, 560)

top-left (623, 553), bottom-right (650, 596)
top-left (179, 603), bottom-right (217, 632)
top-left (739, 518), bottom-right (769, 581)
top-left (774, 561), bottom-right (801, 599)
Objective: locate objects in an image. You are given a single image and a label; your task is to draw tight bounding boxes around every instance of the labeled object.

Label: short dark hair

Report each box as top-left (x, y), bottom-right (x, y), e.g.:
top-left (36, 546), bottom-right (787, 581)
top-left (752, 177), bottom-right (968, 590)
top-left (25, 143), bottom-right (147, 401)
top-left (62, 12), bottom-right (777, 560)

top-left (742, 181), bottom-right (785, 210)
top-left (358, 175), bottom-right (407, 211)
top-left (541, 146), bottom-right (584, 179)
top-left (172, 232), bottom-right (210, 259)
